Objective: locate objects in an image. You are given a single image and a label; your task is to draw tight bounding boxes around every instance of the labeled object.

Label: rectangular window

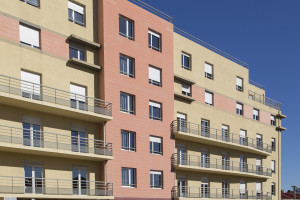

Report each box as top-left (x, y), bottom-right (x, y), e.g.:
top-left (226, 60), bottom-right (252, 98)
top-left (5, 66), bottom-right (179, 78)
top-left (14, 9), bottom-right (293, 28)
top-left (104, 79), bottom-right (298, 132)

top-left (21, 70), bottom-right (41, 100)
top-left (150, 171), bottom-right (162, 189)
top-left (121, 168), bottom-right (136, 187)
top-left (19, 24), bottom-right (40, 49)
top-left (240, 130), bottom-right (247, 146)
top-left (70, 84), bottom-right (86, 110)
top-left (201, 177), bottom-right (209, 198)
top-left (181, 53), bottom-right (191, 70)
top-left (22, 117), bottom-right (42, 147)
top-left (69, 43), bottom-right (85, 61)
top-left (271, 183), bottom-right (275, 196)
top-left (149, 66), bottom-right (161, 86)
top-left (271, 138), bottom-right (275, 151)
top-left (20, 0), bottom-right (39, 7)
top-left (240, 180), bottom-right (246, 198)
top-left (72, 166), bottom-right (88, 195)
top-left (120, 93), bottom-right (135, 114)
top-left (222, 155), bottom-right (230, 170)
top-left (150, 136), bottom-right (162, 155)
top-left (177, 113), bottom-right (187, 132)
top-left (201, 119), bottom-right (210, 137)
top-left (253, 109), bottom-right (259, 121)
top-left (205, 63), bottom-right (213, 79)
top-left (222, 125), bottom-right (229, 142)
top-left (256, 182), bottom-right (262, 196)
top-left (236, 77), bottom-right (243, 91)
top-left (271, 115), bottom-right (276, 126)
top-left (181, 83), bottom-right (191, 96)
top-left (120, 55), bottom-right (134, 78)
top-left (119, 16), bottom-right (133, 40)
top-left (205, 91), bottom-right (213, 105)
top-left (71, 129), bottom-right (87, 153)
top-left (256, 158), bottom-right (262, 175)
top-left (240, 155), bottom-right (247, 172)
top-left (271, 160), bottom-right (275, 173)
top-left (256, 134), bottom-right (262, 150)
top-left (68, 1), bottom-right (85, 26)
top-left (222, 180), bottom-right (229, 198)
top-left (24, 163), bottom-right (43, 194)
top-left (121, 130), bottom-right (135, 151)
top-left (236, 103), bottom-right (243, 115)
top-left (149, 101), bottom-right (162, 120)
top-left (148, 30), bottom-right (161, 52)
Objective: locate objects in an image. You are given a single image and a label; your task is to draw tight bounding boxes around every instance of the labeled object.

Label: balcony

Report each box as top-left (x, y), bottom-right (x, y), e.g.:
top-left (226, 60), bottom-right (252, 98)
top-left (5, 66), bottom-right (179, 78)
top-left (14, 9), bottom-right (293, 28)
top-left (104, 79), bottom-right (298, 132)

top-left (248, 90), bottom-right (281, 111)
top-left (0, 125), bottom-right (113, 161)
top-left (0, 176), bottom-right (113, 199)
top-left (0, 74), bottom-right (112, 122)
top-left (172, 186), bottom-right (272, 200)
top-left (172, 153), bottom-right (272, 179)
top-left (172, 120), bottom-right (272, 156)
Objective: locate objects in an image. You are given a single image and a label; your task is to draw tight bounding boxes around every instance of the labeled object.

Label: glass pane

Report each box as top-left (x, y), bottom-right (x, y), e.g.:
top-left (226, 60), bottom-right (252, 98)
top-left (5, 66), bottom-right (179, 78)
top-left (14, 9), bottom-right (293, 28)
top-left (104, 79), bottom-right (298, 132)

top-left (23, 123), bottom-right (31, 146)
top-left (153, 142), bottom-right (161, 154)
top-left (33, 124), bottom-right (41, 147)
top-left (74, 12), bottom-right (84, 24)
top-left (148, 33), bottom-right (151, 46)
top-left (69, 47), bottom-right (78, 59)
top-left (120, 56), bottom-right (127, 74)
top-left (129, 132), bottom-right (135, 149)
top-left (150, 174), bottom-right (153, 187)
top-left (24, 166), bottom-right (32, 177)
top-left (79, 132), bottom-right (87, 153)
top-left (79, 50), bottom-right (84, 61)
top-left (129, 96), bottom-right (134, 112)
top-left (68, 9), bottom-right (73, 20)
top-left (153, 107), bottom-right (161, 119)
top-left (130, 169), bottom-right (134, 185)
top-left (73, 169), bottom-right (79, 189)
top-left (152, 36), bottom-right (160, 50)
top-left (184, 56), bottom-right (189, 67)
top-left (121, 131), bottom-right (128, 149)
top-left (149, 106), bottom-right (152, 118)
top-left (128, 59), bottom-right (133, 75)
top-left (150, 141), bottom-right (153, 152)
top-left (119, 17), bottom-right (127, 35)
top-left (122, 168), bottom-right (129, 186)
top-left (128, 21), bottom-right (133, 37)
top-left (120, 94), bottom-right (128, 111)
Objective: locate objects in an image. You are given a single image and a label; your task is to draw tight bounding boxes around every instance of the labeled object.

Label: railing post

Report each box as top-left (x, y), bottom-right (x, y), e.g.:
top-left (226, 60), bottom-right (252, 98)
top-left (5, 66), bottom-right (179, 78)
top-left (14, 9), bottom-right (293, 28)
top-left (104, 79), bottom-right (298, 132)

top-left (56, 134), bottom-right (58, 150)
top-left (12, 177), bottom-right (14, 193)
top-left (57, 179), bottom-right (59, 194)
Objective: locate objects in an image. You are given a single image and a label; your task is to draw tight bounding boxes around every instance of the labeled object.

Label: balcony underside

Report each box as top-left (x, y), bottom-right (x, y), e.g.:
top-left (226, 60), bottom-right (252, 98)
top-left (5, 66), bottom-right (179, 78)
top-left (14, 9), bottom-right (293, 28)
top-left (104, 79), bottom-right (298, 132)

top-left (174, 131), bottom-right (271, 156)
top-left (0, 91), bottom-right (112, 123)
top-left (0, 194), bottom-right (114, 200)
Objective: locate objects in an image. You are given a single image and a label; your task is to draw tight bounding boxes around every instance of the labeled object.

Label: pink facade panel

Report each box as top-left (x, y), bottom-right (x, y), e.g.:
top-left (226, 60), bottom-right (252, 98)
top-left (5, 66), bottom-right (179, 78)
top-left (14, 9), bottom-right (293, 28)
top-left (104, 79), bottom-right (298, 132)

top-left (192, 85), bottom-right (205, 103)
top-left (214, 93), bottom-right (236, 113)
top-left (244, 104), bottom-right (253, 119)
top-left (41, 30), bottom-right (68, 58)
top-left (260, 110), bottom-right (271, 125)
top-left (0, 14), bottom-right (19, 43)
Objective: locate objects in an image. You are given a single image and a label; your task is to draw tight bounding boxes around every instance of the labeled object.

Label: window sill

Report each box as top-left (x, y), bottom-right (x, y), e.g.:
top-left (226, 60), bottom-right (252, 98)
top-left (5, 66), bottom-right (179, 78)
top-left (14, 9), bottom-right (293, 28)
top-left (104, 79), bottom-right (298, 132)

top-left (68, 57), bottom-right (101, 70)
top-left (122, 186), bottom-right (136, 188)
top-left (174, 92), bottom-right (195, 103)
top-left (68, 34), bottom-right (101, 49)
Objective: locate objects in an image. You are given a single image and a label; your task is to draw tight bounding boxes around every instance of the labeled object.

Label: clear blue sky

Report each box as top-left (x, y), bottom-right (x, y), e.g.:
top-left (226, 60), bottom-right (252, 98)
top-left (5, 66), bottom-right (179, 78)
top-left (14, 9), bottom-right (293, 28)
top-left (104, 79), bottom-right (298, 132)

top-left (141, 0), bottom-right (299, 191)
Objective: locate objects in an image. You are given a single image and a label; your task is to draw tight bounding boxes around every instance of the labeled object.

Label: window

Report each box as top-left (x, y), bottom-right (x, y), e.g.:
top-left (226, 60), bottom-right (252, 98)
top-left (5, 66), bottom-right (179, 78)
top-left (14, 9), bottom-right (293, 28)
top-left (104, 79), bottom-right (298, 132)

top-left (240, 130), bottom-right (247, 146)
top-left (72, 166), bottom-right (88, 195)
top-left (271, 183), bottom-right (275, 196)
top-left (24, 163), bottom-right (43, 194)
top-left (236, 103), bottom-right (243, 115)
top-left (222, 125), bottom-right (229, 142)
top-left (256, 134), bottom-right (262, 150)
top-left (201, 151), bottom-right (209, 168)
top-left (148, 30), bottom-right (161, 51)
top-left (205, 63), bottom-right (213, 79)
top-left (70, 84), bottom-right (86, 110)
top-left (150, 136), bottom-right (162, 155)
top-left (256, 158), bottom-right (262, 175)
top-left (121, 168), bottom-right (136, 187)
top-left (69, 43), bottom-right (85, 61)
top-left (20, 0), bottom-right (39, 7)
top-left (181, 53), bottom-right (191, 70)
top-left (236, 77), bottom-right (243, 91)
top-left (149, 101), bottom-right (162, 120)
top-left (21, 70), bottom-right (41, 100)
top-left (120, 93), bottom-right (135, 114)
top-left (19, 24), bottom-right (40, 49)
top-left (240, 155), bottom-right (247, 172)
top-left (253, 109), bottom-right (259, 120)
top-left (222, 180), bottom-right (229, 198)
top-left (271, 115), bottom-right (276, 126)
top-left (120, 55), bottom-right (134, 78)
top-left (271, 138), bottom-right (275, 151)
top-left (222, 155), bottom-right (230, 170)
top-left (271, 160), bottom-right (275, 173)
top-left (150, 171), bottom-right (162, 189)
top-left (201, 177), bottom-right (209, 198)
top-left (205, 91), bottom-right (213, 105)
top-left (177, 113), bottom-right (187, 132)
top-left (240, 180), bottom-right (246, 199)
top-left (121, 130), bottom-right (135, 151)
top-left (201, 119), bottom-right (210, 137)
top-left (149, 66), bottom-right (161, 86)
top-left (71, 128), bottom-right (87, 153)
top-left (22, 117), bottom-right (42, 147)
top-left (256, 182), bottom-right (262, 196)
top-left (181, 84), bottom-right (191, 96)
top-left (68, 1), bottom-right (84, 26)
top-left (119, 16), bottom-right (133, 40)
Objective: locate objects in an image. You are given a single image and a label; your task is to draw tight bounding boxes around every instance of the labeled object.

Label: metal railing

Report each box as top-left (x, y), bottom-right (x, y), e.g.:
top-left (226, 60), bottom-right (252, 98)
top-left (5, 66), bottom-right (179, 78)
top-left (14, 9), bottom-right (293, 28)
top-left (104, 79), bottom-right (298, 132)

top-left (0, 124), bottom-right (113, 156)
top-left (0, 176), bottom-right (113, 196)
top-left (172, 186), bottom-right (272, 199)
top-left (127, 0), bottom-right (173, 22)
top-left (249, 80), bottom-right (265, 90)
top-left (248, 90), bottom-right (281, 111)
top-left (0, 74), bottom-right (112, 116)
top-left (172, 153), bottom-right (272, 177)
top-left (174, 27), bottom-right (249, 69)
top-left (171, 120), bottom-right (272, 154)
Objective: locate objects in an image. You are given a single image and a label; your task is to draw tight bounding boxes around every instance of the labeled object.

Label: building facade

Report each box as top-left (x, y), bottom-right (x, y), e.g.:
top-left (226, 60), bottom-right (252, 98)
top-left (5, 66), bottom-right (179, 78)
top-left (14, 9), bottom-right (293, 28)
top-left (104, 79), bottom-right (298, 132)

top-left (0, 0), bottom-right (285, 200)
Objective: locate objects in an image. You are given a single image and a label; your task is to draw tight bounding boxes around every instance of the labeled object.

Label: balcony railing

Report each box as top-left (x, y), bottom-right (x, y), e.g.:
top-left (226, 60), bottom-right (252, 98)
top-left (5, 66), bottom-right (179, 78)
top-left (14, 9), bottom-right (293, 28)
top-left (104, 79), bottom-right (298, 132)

top-left (248, 90), bottom-right (281, 111)
top-left (0, 124), bottom-right (113, 157)
top-left (0, 176), bottom-right (113, 196)
top-left (249, 80), bottom-right (265, 90)
top-left (0, 74), bottom-right (112, 116)
top-left (172, 153), bottom-right (272, 177)
top-left (172, 186), bottom-right (272, 200)
top-left (172, 120), bottom-right (272, 154)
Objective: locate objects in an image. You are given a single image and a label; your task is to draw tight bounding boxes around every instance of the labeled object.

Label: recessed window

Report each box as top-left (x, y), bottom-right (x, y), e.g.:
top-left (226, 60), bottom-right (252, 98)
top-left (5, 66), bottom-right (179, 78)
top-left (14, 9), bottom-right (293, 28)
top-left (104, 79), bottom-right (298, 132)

top-left (150, 136), bottom-right (162, 155)
top-left (256, 182), bottom-right (262, 195)
top-left (120, 93), bottom-right (135, 114)
top-left (222, 125), bottom-right (229, 142)
top-left (70, 84), bottom-right (87, 110)
top-left (240, 180), bottom-right (246, 198)
top-left (119, 16), bottom-right (133, 40)
top-left (69, 43), bottom-right (85, 61)
top-left (22, 117), bottom-right (42, 147)
top-left (148, 30), bottom-right (161, 52)
top-left (205, 91), bottom-right (213, 105)
top-left (20, 0), bottom-right (39, 7)
top-left (271, 115), bottom-right (276, 126)
top-left (201, 119), bottom-right (210, 137)
top-left (24, 163), bottom-right (43, 194)
top-left (181, 83), bottom-right (191, 96)
top-left (256, 134), bottom-right (262, 150)
top-left (150, 171), bottom-right (162, 189)
top-left (240, 130), bottom-right (247, 146)
top-left (181, 53), bottom-right (191, 70)
top-left (256, 158), bottom-right (262, 175)
top-left (205, 63), bottom-right (213, 79)
top-left (21, 70), bottom-right (41, 100)
top-left (253, 109), bottom-right (259, 121)
top-left (271, 183), bottom-right (275, 196)
top-left (271, 160), bottom-right (275, 173)
top-left (236, 77), bottom-right (243, 91)
top-left (68, 1), bottom-right (85, 26)
top-left (271, 138), bottom-right (275, 151)
top-left (19, 24), bottom-right (40, 49)
top-left (149, 101), bottom-right (162, 121)
top-left (120, 55), bottom-right (134, 78)
top-left (122, 168), bottom-right (136, 188)
top-left (236, 102), bottom-right (243, 115)
top-left (71, 128), bottom-right (87, 153)
top-left (149, 66), bottom-right (161, 86)
top-left (121, 130), bottom-right (135, 151)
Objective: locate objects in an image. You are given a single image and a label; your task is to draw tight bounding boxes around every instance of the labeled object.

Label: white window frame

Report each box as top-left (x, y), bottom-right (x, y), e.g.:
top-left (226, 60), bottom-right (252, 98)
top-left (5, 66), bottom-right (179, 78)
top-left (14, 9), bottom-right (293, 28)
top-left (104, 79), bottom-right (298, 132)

top-left (149, 66), bottom-right (161, 86)
top-left (181, 83), bottom-right (191, 96)
top-left (236, 77), bottom-right (243, 91)
top-left (271, 182), bottom-right (275, 196)
top-left (68, 1), bottom-right (85, 26)
top-left (19, 24), bottom-right (40, 49)
top-left (271, 160), bottom-right (275, 173)
top-left (271, 115), bottom-right (276, 126)
top-left (24, 162), bottom-right (43, 194)
top-left (205, 91), bottom-right (213, 105)
top-left (148, 30), bottom-right (161, 51)
top-left (119, 15), bottom-right (134, 39)
top-left (70, 84), bottom-right (86, 110)
top-left (121, 130), bottom-right (135, 151)
top-left (120, 55), bottom-right (134, 78)
top-left (181, 53), bottom-right (191, 70)
top-left (150, 136), bottom-right (162, 155)
top-left (69, 43), bottom-right (85, 61)
top-left (271, 138), bottom-right (275, 151)
top-left (149, 101), bottom-right (162, 120)
top-left (205, 63), bottom-right (213, 79)
top-left (236, 102), bottom-right (243, 115)
top-left (150, 170), bottom-right (162, 189)
top-left (120, 92), bottom-right (135, 114)
top-left (121, 168), bottom-right (136, 188)
top-left (253, 109), bottom-right (259, 121)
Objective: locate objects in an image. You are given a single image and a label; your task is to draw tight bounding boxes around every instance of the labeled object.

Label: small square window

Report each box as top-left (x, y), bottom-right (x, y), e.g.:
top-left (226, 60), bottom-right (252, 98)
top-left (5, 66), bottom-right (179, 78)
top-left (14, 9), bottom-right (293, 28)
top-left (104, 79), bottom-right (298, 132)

top-left (236, 103), bottom-right (243, 115)
top-left (120, 93), bottom-right (135, 114)
top-left (149, 101), bottom-right (162, 121)
top-left (182, 83), bottom-right (191, 96)
top-left (181, 53), bottom-right (191, 70)
top-left (68, 1), bottom-right (85, 26)
top-left (121, 168), bottom-right (136, 187)
top-left (148, 30), bottom-right (161, 52)
top-left (121, 130), bottom-right (135, 151)
top-left (120, 55), bottom-right (134, 78)
top-left (205, 63), bottom-right (213, 79)
top-left (119, 16), bottom-right (134, 40)
top-left (150, 170), bottom-right (162, 189)
top-left (150, 136), bottom-right (162, 155)
top-left (205, 91), bottom-right (213, 105)
top-left (69, 43), bottom-right (85, 61)
top-left (19, 24), bottom-right (40, 49)
top-left (149, 66), bottom-right (161, 86)
top-left (236, 77), bottom-right (243, 91)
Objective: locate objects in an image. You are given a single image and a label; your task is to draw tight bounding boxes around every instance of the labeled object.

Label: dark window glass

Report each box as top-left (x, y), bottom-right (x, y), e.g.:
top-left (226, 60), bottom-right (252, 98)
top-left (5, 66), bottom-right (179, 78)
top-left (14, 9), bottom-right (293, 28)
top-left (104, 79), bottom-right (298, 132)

top-left (74, 12), bottom-right (84, 25)
top-left (119, 17), bottom-right (127, 35)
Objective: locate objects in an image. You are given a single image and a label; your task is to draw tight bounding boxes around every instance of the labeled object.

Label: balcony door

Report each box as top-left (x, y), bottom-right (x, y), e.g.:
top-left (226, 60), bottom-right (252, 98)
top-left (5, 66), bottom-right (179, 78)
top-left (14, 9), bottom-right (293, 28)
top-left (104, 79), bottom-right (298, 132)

top-left (177, 177), bottom-right (187, 197)
top-left (201, 177), bottom-right (209, 198)
top-left (177, 145), bottom-right (186, 165)
top-left (73, 167), bottom-right (88, 195)
top-left (222, 125), bottom-right (229, 142)
top-left (222, 180), bottom-right (230, 198)
top-left (21, 70), bottom-right (41, 100)
top-left (24, 164), bottom-right (43, 194)
top-left (177, 113), bottom-right (187, 132)
top-left (201, 152), bottom-right (209, 168)
top-left (70, 84), bottom-right (86, 110)
top-left (71, 130), bottom-right (87, 153)
top-left (22, 120), bottom-right (42, 147)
